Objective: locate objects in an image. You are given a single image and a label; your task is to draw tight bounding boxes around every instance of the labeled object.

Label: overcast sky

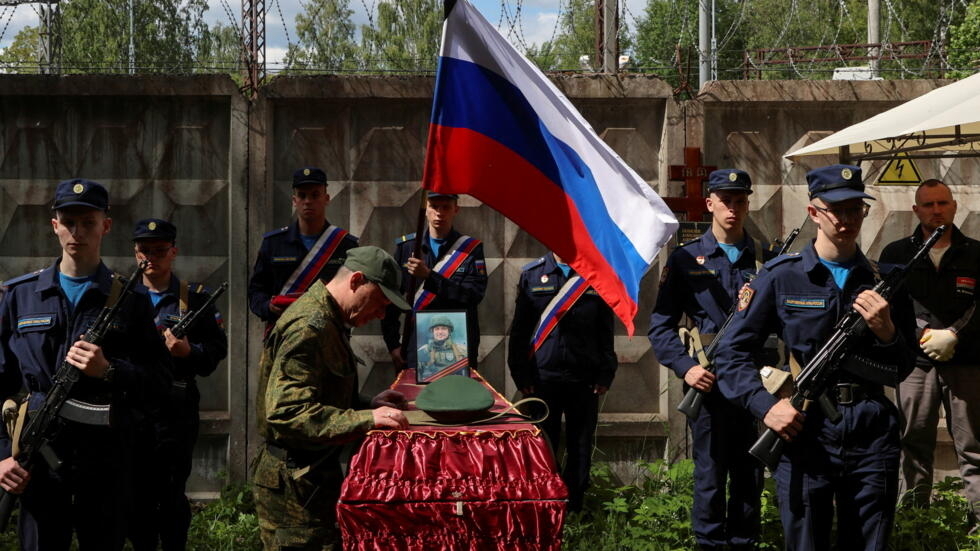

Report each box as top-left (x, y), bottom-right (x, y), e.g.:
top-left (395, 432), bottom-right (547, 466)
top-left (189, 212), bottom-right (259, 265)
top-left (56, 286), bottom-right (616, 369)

top-left (0, 0), bottom-right (648, 67)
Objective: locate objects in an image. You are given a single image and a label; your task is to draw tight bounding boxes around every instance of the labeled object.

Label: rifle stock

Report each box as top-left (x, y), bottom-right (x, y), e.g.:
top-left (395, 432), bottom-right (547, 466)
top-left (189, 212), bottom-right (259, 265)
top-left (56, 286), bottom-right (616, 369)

top-left (677, 224), bottom-right (803, 420)
top-left (750, 226), bottom-right (945, 469)
top-left (0, 260), bottom-right (147, 530)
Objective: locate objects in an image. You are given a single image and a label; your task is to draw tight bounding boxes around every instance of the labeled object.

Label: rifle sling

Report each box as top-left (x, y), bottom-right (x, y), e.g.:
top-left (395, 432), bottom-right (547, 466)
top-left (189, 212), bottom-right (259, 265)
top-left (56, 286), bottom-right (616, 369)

top-left (10, 401), bottom-right (28, 457)
top-left (178, 279), bottom-right (189, 316)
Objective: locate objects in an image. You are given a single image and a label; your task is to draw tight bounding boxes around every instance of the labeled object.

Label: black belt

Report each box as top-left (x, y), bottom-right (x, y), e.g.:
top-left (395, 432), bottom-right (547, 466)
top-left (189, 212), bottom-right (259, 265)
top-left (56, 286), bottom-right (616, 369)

top-left (265, 442), bottom-right (320, 469)
top-left (831, 383), bottom-right (882, 406)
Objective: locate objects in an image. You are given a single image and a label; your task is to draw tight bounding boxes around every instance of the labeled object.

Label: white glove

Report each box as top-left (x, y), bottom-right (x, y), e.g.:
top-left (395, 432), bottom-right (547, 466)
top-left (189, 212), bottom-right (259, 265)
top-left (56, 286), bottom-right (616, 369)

top-left (919, 328), bottom-right (958, 362)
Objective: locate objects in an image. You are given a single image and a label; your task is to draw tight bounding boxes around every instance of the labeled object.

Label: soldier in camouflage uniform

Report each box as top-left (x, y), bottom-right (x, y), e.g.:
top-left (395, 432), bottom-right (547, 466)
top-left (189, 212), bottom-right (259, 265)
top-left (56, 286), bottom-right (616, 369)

top-left (417, 316), bottom-right (468, 379)
top-left (252, 246), bottom-right (411, 551)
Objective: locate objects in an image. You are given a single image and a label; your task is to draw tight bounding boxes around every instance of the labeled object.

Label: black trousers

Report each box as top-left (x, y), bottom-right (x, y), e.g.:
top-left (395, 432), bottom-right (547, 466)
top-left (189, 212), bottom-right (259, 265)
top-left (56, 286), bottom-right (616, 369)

top-left (535, 381), bottom-right (599, 512)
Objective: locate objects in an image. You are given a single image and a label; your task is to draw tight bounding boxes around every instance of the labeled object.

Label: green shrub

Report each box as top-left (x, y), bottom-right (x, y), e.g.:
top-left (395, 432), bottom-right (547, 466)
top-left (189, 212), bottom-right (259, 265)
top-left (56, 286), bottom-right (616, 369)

top-left (564, 461), bottom-right (978, 551)
top-left (891, 477), bottom-right (980, 551)
top-left (186, 483), bottom-right (260, 551)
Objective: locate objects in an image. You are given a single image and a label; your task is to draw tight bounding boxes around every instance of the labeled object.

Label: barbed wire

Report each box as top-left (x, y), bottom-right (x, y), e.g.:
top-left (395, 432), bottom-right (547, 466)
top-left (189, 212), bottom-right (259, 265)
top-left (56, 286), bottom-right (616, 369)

top-left (273, 0), bottom-right (291, 49)
top-left (0, 0), bottom-right (972, 80)
top-left (0, 6), bottom-right (16, 45)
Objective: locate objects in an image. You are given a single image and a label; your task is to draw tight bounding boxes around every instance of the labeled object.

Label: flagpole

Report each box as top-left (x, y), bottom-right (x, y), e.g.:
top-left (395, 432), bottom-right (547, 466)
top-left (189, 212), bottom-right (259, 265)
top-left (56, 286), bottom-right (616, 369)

top-left (400, 0), bottom-right (455, 368)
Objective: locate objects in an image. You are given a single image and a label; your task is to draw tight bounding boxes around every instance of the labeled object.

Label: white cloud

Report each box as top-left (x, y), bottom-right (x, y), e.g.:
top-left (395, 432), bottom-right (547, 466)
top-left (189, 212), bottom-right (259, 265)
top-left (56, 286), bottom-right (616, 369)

top-left (523, 12), bottom-right (559, 48)
top-left (267, 45), bottom-right (288, 67)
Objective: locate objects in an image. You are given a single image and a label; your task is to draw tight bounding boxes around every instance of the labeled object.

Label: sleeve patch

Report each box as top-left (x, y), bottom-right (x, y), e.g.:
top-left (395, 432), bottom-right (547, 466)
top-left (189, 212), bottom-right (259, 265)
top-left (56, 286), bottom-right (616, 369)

top-left (737, 284), bottom-right (755, 312)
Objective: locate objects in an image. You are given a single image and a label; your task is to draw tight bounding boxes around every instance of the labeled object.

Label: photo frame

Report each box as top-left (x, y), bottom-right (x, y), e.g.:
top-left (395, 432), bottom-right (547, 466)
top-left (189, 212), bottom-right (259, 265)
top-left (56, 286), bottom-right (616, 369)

top-left (414, 310), bottom-right (470, 383)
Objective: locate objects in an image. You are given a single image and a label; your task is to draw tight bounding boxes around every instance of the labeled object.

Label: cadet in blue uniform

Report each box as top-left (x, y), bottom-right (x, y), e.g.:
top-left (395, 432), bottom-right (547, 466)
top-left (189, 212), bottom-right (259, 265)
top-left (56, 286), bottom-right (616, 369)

top-left (508, 252), bottom-right (616, 512)
top-left (381, 192), bottom-right (487, 371)
top-left (128, 219), bottom-right (227, 551)
top-left (713, 165), bottom-right (916, 551)
top-left (0, 179), bottom-right (171, 551)
top-left (648, 169), bottom-right (774, 550)
top-left (247, 167), bottom-right (359, 325)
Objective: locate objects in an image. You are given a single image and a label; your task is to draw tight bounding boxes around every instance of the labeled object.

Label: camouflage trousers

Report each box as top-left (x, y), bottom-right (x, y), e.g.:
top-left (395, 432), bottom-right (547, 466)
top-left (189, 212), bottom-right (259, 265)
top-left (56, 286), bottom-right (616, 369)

top-left (253, 447), bottom-right (343, 551)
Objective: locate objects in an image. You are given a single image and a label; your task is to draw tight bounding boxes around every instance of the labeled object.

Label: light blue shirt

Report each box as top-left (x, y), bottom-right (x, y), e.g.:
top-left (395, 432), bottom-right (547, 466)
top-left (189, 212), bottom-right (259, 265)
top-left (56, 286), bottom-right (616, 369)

top-left (429, 237), bottom-right (446, 258)
top-left (148, 290), bottom-right (166, 307)
top-left (717, 241), bottom-right (745, 264)
top-left (556, 262), bottom-right (572, 278)
top-left (300, 234), bottom-right (317, 251)
top-left (819, 257), bottom-right (856, 290)
top-left (59, 273), bottom-right (95, 311)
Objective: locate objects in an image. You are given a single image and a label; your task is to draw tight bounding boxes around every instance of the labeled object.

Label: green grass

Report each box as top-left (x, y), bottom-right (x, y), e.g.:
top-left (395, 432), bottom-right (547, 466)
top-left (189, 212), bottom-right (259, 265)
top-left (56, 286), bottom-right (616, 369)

top-left (0, 464), bottom-right (975, 550)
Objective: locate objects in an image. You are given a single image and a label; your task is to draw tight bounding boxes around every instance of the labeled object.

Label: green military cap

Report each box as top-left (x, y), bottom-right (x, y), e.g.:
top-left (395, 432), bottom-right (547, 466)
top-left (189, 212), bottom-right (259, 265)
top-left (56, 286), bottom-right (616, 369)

top-left (343, 246), bottom-right (410, 311)
top-left (429, 315), bottom-right (454, 332)
top-left (415, 375), bottom-right (494, 423)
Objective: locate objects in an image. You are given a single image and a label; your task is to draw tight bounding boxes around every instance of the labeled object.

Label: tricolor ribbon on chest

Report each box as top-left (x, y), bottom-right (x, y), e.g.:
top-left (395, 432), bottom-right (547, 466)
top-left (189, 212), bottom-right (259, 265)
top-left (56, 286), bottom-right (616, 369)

top-left (280, 225), bottom-right (349, 296)
top-left (530, 274), bottom-right (590, 354)
top-left (412, 235), bottom-right (480, 311)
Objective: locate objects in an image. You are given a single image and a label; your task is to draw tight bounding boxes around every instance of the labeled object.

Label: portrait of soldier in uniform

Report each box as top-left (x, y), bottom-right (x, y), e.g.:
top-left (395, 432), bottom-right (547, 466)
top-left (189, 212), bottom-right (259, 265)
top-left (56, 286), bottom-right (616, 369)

top-left (416, 312), bottom-right (469, 382)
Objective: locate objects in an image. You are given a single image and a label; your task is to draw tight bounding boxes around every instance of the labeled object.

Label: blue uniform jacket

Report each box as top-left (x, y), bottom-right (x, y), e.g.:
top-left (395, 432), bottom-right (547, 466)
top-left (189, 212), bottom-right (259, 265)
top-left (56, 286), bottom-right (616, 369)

top-left (137, 275), bottom-right (227, 382)
top-left (0, 260), bottom-right (172, 457)
top-left (714, 242), bottom-right (916, 421)
top-left (381, 227), bottom-right (487, 368)
top-left (247, 220), bottom-right (359, 321)
top-left (507, 254), bottom-right (617, 390)
top-left (648, 230), bottom-right (775, 378)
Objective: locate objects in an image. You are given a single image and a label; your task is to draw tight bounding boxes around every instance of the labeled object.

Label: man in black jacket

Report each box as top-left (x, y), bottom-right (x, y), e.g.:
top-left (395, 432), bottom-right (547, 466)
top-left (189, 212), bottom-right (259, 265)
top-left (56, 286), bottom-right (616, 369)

top-left (508, 252), bottom-right (617, 512)
top-left (879, 179), bottom-right (980, 525)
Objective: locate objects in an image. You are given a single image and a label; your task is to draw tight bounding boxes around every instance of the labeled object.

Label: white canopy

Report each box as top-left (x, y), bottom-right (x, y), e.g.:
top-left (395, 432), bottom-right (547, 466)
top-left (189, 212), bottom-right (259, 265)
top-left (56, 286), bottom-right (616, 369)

top-left (787, 71), bottom-right (980, 160)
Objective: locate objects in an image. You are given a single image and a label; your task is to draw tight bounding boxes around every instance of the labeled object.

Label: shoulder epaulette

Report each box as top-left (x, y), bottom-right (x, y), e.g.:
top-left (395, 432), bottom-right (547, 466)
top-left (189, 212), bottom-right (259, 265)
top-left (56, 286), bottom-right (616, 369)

top-left (521, 256), bottom-right (547, 271)
top-left (263, 226), bottom-right (289, 239)
top-left (678, 237), bottom-right (700, 248)
top-left (395, 232), bottom-right (416, 245)
top-left (1, 269), bottom-right (43, 288)
top-left (764, 253), bottom-right (802, 269)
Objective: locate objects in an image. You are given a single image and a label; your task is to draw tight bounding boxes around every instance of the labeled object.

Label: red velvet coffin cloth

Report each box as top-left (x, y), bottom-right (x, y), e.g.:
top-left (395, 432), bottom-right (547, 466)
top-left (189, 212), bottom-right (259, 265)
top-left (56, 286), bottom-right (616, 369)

top-left (338, 369), bottom-right (568, 550)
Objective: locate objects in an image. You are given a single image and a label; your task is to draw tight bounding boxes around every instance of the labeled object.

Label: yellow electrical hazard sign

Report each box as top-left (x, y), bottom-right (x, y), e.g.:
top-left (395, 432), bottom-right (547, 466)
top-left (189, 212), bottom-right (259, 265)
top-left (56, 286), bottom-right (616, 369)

top-left (877, 154), bottom-right (922, 186)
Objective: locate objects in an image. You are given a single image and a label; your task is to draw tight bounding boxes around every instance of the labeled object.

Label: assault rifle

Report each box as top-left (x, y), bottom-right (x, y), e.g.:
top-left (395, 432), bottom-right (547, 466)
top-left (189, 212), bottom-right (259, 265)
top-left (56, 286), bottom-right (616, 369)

top-left (676, 224), bottom-right (803, 419)
top-left (749, 225), bottom-right (945, 470)
top-left (169, 282), bottom-right (228, 340)
top-left (0, 260), bottom-right (148, 530)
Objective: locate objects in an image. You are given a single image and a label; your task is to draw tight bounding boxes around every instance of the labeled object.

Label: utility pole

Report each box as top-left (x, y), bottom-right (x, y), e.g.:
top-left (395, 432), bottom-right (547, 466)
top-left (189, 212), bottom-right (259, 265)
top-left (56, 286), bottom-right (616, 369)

top-left (868, 0), bottom-right (880, 77)
top-left (242, 0), bottom-right (266, 97)
top-left (710, 0), bottom-right (717, 80)
top-left (594, 0), bottom-right (618, 74)
top-left (128, 0), bottom-right (135, 74)
top-left (1, 0), bottom-right (60, 73)
top-left (698, 0), bottom-right (711, 88)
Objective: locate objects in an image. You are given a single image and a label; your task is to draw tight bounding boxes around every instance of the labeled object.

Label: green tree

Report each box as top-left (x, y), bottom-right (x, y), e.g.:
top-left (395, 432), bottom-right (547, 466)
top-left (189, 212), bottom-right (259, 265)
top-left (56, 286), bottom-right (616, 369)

top-left (59, 0), bottom-right (210, 72)
top-left (283, 0), bottom-right (362, 72)
top-left (360, 0), bottom-right (442, 72)
top-left (528, 0), bottom-right (595, 71)
top-left (948, 0), bottom-right (980, 76)
top-left (196, 22), bottom-right (243, 75)
top-left (632, 0), bottom-right (700, 85)
top-left (0, 26), bottom-right (42, 74)
top-left (0, 0), bottom-right (212, 73)
top-left (526, 0), bottom-right (635, 72)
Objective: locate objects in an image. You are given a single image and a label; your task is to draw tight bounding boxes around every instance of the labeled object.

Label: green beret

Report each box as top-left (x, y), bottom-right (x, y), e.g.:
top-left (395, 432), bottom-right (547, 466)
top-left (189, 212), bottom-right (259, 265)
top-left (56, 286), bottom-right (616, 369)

top-left (415, 375), bottom-right (494, 423)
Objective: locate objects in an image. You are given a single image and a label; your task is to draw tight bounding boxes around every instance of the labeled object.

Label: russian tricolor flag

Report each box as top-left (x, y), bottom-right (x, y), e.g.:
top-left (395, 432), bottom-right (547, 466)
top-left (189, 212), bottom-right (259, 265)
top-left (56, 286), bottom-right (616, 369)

top-left (422, 0), bottom-right (678, 334)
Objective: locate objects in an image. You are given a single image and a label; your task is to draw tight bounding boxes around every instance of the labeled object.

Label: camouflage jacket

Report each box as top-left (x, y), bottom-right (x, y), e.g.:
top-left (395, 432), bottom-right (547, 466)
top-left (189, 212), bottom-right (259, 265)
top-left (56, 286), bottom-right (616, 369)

top-left (255, 281), bottom-right (374, 456)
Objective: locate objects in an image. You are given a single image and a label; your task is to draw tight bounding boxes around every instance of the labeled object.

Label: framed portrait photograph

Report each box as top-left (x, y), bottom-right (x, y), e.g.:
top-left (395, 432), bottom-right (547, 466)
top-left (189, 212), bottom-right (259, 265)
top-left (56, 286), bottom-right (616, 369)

top-left (415, 310), bottom-right (470, 383)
